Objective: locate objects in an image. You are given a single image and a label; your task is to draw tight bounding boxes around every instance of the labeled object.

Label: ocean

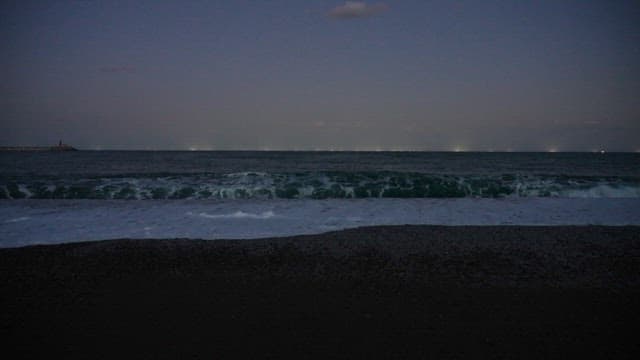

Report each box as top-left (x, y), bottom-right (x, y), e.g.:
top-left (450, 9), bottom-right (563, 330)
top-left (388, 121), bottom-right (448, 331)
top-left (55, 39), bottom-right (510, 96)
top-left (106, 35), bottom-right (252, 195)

top-left (2, 151), bottom-right (640, 200)
top-left (1, 151), bottom-right (639, 247)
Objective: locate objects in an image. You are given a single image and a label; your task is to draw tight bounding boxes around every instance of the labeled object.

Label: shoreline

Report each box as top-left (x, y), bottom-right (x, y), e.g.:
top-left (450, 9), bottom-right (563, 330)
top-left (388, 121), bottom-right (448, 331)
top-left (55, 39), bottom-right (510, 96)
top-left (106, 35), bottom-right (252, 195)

top-left (3, 224), bottom-right (638, 287)
top-left (2, 225), bottom-right (639, 358)
top-left (2, 198), bottom-right (640, 247)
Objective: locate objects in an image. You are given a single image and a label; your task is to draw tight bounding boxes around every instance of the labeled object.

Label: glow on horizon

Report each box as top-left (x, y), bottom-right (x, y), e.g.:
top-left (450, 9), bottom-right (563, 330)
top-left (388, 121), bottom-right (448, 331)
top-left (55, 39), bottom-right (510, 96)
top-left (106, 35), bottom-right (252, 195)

top-left (79, 144), bottom-right (640, 152)
top-left (188, 146), bottom-right (213, 151)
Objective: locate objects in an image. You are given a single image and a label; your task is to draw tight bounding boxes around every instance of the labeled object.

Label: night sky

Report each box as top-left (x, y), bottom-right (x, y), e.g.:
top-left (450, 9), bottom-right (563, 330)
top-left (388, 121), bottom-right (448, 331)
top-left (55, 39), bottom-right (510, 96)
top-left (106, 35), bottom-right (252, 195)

top-left (2, 1), bottom-right (639, 151)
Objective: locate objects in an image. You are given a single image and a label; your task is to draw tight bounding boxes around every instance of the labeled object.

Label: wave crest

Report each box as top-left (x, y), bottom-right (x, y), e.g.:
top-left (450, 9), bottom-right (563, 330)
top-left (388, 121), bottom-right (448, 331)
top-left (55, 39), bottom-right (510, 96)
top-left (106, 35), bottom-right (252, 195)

top-left (2, 171), bottom-right (639, 200)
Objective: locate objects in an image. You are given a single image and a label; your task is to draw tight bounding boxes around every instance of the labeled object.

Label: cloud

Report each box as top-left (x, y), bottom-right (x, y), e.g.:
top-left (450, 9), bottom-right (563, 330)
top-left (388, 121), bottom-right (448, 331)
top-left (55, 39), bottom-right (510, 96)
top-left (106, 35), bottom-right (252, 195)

top-left (328, 2), bottom-right (388, 19)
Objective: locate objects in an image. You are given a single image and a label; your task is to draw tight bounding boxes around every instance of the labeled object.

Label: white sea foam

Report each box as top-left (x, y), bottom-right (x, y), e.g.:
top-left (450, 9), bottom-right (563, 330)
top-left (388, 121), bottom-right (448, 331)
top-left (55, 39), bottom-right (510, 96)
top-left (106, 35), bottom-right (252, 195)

top-left (224, 172), bottom-right (269, 178)
top-left (1, 198), bottom-right (639, 247)
top-left (3, 216), bottom-right (31, 223)
top-left (195, 210), bottom-right (276, 219)
top-left (560, 185), bottom-right (640, 198)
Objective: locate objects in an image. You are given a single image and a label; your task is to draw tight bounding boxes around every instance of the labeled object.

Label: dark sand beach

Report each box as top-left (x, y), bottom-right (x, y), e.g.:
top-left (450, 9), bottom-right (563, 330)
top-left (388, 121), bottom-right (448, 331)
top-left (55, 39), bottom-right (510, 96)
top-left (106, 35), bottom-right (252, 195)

top-left (2, 225), bottom-right (639, 359)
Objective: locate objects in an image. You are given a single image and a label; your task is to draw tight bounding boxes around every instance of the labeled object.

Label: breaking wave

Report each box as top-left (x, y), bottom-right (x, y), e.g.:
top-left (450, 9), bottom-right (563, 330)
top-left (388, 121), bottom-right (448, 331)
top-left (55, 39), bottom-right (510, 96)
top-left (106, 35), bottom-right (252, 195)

top-left (1, 171), bottom-right (639, 200)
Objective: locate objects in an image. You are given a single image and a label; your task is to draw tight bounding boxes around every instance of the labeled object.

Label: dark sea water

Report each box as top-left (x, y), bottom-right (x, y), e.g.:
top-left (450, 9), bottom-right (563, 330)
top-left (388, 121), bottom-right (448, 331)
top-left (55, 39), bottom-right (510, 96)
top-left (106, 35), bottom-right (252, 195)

top-left (1, 151), bottom-right (639, 199)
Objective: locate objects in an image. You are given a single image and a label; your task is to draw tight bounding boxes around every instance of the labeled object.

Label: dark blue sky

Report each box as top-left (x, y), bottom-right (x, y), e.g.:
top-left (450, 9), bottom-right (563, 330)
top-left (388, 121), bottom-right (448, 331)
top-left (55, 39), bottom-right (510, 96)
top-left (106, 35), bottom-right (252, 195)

top-left (2, 1), bottom-right (639, 151)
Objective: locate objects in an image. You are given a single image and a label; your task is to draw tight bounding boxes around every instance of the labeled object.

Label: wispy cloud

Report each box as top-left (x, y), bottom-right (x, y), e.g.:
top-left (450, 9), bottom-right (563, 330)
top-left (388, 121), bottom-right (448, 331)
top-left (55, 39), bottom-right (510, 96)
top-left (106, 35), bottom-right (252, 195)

top-left (328, 2), bottom-right (388, 19)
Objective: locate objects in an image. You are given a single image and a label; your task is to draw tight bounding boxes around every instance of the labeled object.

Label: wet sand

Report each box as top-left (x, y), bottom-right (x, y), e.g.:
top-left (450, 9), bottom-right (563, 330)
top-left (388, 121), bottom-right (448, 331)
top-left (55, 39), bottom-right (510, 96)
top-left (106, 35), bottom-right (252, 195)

top-left (2, 226), bottom-right (639, 359)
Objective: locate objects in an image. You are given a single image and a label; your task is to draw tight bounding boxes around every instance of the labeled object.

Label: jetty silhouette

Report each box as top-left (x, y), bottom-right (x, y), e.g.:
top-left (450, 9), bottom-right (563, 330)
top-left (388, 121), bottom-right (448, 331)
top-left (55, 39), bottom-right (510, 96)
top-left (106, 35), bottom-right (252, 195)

top-left (0, 140), bottom-right (78, 151)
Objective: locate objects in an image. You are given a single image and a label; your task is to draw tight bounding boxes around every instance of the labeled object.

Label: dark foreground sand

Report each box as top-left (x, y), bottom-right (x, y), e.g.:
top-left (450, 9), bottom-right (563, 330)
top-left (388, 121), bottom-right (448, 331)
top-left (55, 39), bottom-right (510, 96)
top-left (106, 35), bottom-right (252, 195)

top-left (2, 226), bottom-right (639, 359)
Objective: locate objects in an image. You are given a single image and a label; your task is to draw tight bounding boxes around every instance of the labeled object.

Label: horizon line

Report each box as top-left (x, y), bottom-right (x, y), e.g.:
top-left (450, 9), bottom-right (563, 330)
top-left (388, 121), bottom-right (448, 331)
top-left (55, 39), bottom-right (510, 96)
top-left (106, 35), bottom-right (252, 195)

top-left (2, 144), bottom-right (639, 153)
top-left (35, 148), bottom-right (640, 153)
